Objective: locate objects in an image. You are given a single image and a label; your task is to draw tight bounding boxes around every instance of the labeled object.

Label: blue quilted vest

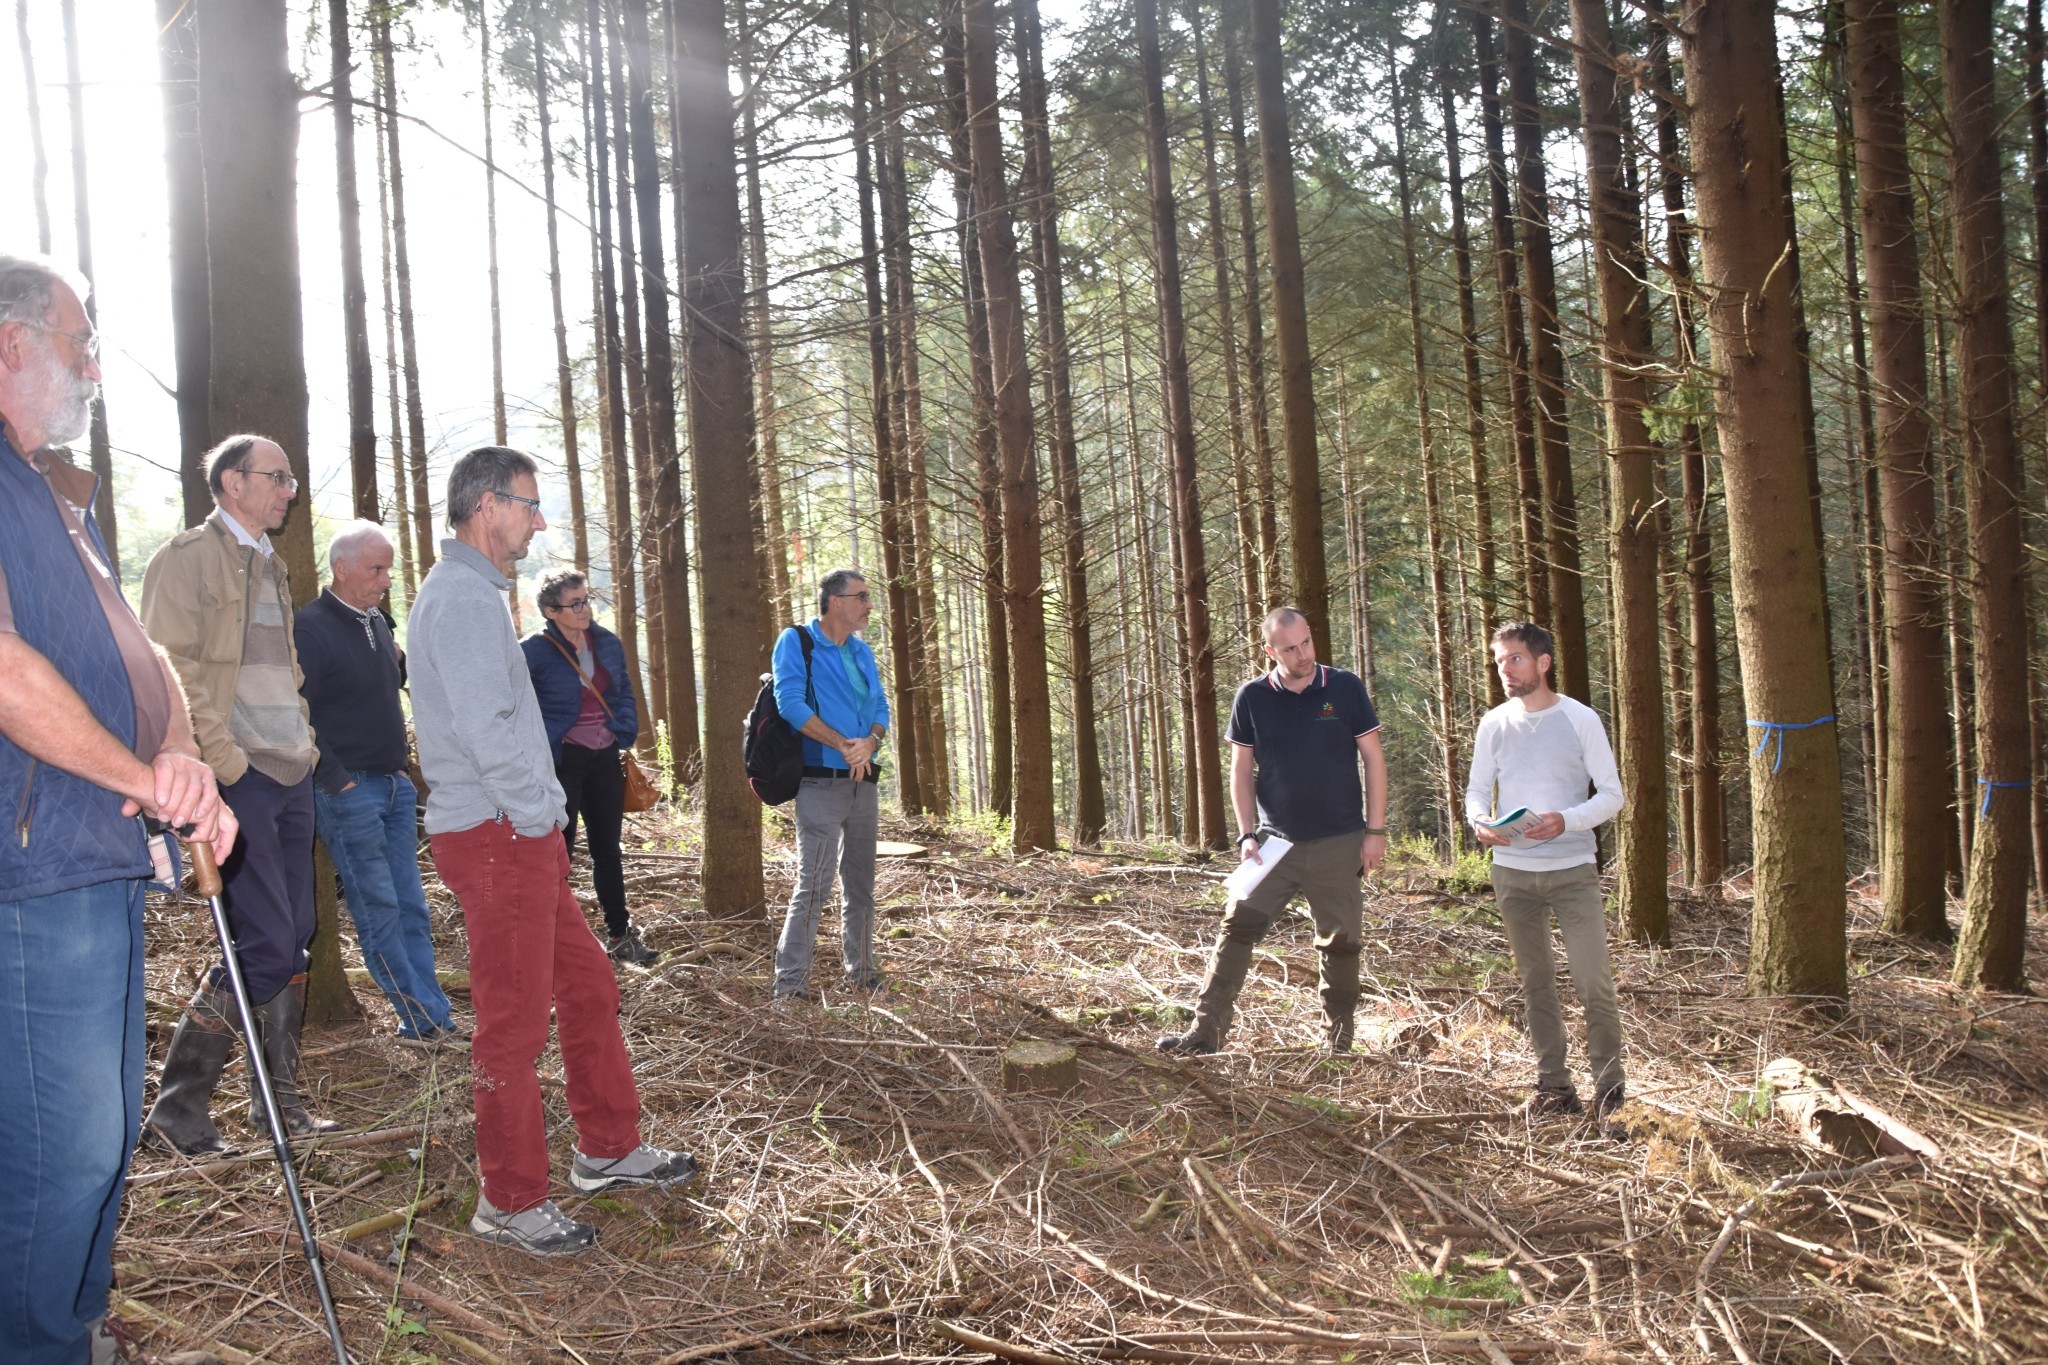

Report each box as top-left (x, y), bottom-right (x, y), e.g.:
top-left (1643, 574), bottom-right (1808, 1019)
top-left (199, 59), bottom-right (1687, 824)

top-left (0, 433), bottom-right (150, 900)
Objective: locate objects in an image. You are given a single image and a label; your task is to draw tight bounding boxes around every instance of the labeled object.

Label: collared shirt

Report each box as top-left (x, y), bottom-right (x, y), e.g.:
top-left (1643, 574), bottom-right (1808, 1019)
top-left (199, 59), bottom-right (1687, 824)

top-left (215, 506), bottom-right (275, 558)
top-left (1226, 664), bottom-right (1381, 843)
top-left (772, 621), bottom-right (890, 771)
top-left (296, 588), bottom-right (409, 780)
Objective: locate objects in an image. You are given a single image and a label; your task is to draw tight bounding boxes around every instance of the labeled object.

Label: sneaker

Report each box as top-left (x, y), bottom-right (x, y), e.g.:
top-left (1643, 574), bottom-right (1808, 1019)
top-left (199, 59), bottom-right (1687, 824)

top-left (607, 929), bottom-right (658, 967)
top-left (570, 1143), bottom-right (700, 1193)
top-left (470, 1195), bottom-right (597, 1256)
top-left (1322, 1018), bottom-right (1356, 1055)
top-left (843, 972), bottom-right (887, 997)
top-left (1156, 1030), bottom-right (1220, 1056)
top-left (1595, 1084), bottom-right (1627, 1118)
top-left (1525, 1086), bottom-right (1584, 1116)
top-left (768, 991), bottom-right (810, 1014)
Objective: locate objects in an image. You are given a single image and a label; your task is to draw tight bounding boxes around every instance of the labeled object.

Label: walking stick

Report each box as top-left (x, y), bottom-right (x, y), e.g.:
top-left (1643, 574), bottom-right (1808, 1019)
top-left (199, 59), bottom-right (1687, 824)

top-left (180, 832), bottom-right (352, 1365)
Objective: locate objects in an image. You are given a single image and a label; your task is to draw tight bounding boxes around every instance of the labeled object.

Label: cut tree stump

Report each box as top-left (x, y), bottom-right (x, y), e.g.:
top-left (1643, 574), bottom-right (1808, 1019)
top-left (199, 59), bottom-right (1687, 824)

top-left (1000, 1041), bottom-right (1079, 1094)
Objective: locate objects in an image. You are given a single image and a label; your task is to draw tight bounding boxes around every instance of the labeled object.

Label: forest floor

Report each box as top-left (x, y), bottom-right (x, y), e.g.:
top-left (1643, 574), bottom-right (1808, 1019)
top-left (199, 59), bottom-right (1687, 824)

top-left (114, 808), bottom-right (2048, 1364)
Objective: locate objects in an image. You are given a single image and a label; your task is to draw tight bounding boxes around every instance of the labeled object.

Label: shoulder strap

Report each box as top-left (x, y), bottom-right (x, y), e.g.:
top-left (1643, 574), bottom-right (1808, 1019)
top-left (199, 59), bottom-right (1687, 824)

top-left (795, 624), bottom-right (816, 709)
top-left (544, 629), bottom-right (616, 723)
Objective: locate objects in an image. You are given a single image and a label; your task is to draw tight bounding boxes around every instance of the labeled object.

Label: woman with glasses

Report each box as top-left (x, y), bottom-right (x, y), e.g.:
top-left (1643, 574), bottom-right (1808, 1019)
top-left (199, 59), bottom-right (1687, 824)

top-left (521, 570), bottom-right (654, 966)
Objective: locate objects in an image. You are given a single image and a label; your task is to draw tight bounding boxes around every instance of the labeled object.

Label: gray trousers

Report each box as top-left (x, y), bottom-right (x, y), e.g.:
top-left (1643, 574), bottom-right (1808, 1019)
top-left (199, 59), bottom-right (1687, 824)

top-left (772, 775), bottom-right (879, 995)
top-left (1492, 861), bottom-right (1625, 1097)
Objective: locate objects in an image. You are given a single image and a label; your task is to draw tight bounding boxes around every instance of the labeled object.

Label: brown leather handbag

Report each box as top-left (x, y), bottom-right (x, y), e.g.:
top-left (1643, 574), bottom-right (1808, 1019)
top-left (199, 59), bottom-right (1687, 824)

top-left (545, 631), bottom-right (661, 812)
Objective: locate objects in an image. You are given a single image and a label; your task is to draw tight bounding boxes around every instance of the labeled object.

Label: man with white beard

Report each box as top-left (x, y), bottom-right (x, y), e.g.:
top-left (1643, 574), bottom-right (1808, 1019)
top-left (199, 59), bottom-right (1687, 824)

top-left (0, 254), bottom-right (235, 1363)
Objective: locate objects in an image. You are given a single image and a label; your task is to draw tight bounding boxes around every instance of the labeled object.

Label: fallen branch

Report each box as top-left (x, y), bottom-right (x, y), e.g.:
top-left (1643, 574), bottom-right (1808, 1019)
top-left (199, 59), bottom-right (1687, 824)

top-left (654, 1303), bottom-right (930, 1364)
top-left (127, 1125), bottom-right (448, 1187)
top-left (322, 1242), bottom-right (514, 1342)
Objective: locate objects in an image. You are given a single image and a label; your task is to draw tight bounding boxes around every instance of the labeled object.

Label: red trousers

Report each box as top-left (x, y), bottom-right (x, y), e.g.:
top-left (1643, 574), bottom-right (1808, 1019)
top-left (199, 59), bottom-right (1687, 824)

top-left (430, 818), bottom-right (640, 1212)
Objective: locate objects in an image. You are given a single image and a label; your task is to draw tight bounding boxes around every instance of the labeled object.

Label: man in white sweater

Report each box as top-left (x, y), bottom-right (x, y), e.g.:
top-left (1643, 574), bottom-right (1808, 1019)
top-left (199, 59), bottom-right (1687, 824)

top-left (1464, 622), bottom-right (1626, 1117)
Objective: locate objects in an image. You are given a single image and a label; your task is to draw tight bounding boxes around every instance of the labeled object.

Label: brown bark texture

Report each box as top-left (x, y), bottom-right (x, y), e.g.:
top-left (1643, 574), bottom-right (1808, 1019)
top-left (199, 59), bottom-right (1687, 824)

top-left (1942, 0), bottom-right (2034, 991)
top-left (672, 0), bottom-right (767, 917)
top-left (1845, 0), bottom-right (1949, 941)
top-left (1570, 0), bottom-right (1668, 943)
top-left (1681, 0), bottom-right (1847, 998)
top-left (158, 0), bottom-right (213, 526)
top-left (1136, 0), bottom-right (1227, 850)
top-left (1248, 0), bottom-right (1329, 656)
top-left (963, 0), bottom-right (1057, 851)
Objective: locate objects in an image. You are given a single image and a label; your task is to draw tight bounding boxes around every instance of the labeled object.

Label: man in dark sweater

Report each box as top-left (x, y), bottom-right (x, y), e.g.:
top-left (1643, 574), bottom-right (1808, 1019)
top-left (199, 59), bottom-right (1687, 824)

top-left (297, 521), bottom-right (460, 1047)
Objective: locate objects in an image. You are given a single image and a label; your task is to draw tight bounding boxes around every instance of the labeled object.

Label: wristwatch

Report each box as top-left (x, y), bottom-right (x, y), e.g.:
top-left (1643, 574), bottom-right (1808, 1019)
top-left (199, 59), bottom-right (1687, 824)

top-left (1237, 830), bottom-right (1260, 847)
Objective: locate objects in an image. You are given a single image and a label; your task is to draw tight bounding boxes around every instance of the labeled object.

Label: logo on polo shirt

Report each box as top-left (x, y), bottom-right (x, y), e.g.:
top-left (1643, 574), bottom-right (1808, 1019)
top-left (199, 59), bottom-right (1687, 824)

top-left (1320, 701), bottom-right (1337, 718)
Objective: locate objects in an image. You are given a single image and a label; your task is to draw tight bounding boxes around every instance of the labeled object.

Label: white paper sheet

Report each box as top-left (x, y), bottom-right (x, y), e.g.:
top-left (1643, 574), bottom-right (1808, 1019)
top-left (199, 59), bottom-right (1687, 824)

top-left (1220, 835), bottom-right (1294, 901)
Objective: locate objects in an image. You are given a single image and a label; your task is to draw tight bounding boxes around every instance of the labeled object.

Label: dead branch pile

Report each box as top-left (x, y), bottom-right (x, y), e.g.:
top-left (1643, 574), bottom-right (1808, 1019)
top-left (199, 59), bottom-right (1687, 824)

top-left (118, 820), bottom-right (2048, 1362)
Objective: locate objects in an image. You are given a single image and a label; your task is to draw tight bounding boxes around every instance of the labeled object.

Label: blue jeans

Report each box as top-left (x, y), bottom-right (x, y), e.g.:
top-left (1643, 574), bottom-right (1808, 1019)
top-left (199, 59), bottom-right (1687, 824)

top-left (314, 771), bottom-right (454, 1037)
top-left (0, 879), bottom-right (144, 1363)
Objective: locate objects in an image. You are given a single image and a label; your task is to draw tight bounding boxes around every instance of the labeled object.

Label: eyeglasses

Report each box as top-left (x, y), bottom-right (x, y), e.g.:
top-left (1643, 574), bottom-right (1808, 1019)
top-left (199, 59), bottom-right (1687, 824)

top-left (236, 466), bottom-right (300, 493)
top-left (15, 320), bottom-right (100, 361)
top-left (834, 592), bottom-right (872, 604)
top-left (552, 597), bottom-right (592, 611)
top-left (493, 489), bottom-right (542, 514)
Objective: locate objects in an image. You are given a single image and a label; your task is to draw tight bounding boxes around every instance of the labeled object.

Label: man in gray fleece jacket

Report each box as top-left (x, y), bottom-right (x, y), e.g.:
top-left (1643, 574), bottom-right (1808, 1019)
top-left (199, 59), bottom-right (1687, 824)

top-left (408, 446), bottom-right (695, 1257)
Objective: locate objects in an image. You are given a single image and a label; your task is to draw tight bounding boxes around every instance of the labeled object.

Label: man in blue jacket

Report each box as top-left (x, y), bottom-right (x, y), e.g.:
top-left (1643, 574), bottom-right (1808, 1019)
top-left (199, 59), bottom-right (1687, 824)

top-left (770, 568), bottom-right (890, 1003)
top-left (0, 254), bottom-right (235, 1363)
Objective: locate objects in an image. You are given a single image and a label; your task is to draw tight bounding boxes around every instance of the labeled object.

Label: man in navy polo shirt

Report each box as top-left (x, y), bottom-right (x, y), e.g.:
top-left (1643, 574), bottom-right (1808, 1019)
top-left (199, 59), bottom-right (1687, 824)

top-left (1160, 607), bottom-right (1388, 1055)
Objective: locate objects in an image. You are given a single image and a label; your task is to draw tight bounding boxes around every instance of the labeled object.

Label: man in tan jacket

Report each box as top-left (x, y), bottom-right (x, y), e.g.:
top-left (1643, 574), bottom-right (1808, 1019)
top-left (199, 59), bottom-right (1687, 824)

top-left (140, 435), bottom-right (343, 1154)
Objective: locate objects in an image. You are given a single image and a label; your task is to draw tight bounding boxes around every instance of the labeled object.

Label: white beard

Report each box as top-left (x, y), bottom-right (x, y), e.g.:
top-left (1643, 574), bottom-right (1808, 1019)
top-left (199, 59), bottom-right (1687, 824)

top-left (25, 346), bottom-right (96, 447)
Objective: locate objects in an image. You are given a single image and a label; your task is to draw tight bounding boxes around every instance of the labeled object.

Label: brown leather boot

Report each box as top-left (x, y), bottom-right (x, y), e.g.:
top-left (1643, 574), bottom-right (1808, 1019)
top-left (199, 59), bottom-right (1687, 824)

top-left (142, 985), bottom-right (238, 1155)
top-left (245, 975), bottom-right (340, 1140)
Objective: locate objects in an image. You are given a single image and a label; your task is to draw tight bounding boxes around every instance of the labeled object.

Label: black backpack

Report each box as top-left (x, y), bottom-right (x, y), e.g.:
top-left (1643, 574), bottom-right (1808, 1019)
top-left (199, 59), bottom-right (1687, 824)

top-left (743, 626), bottom-right (814, 806)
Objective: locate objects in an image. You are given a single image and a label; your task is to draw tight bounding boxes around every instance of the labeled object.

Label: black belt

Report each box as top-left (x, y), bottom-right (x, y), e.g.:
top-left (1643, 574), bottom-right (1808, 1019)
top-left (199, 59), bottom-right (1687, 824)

top-left (803, 764), bottom-right (879, 784)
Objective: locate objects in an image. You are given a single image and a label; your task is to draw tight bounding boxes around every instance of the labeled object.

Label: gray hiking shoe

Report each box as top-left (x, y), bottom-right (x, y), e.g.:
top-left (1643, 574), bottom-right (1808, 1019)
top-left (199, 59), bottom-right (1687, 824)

top-left (570, 1143), bottom-right (700, 1193)
top-left (607, 928), bottom-right (659, 967)
top-left (470, 1195), bottom-right (597, 1256)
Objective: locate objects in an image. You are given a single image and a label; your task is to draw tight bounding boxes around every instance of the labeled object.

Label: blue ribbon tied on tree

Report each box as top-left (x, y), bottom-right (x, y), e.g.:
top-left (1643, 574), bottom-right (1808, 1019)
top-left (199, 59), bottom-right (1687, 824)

top-left (1744, 715), bottom-right (1835, 774)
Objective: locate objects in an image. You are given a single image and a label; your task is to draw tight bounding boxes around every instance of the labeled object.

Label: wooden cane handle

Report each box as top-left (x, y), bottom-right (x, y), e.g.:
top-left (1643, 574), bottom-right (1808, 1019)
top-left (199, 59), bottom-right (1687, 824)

top-left (184, 832), bottom-right (224, 899)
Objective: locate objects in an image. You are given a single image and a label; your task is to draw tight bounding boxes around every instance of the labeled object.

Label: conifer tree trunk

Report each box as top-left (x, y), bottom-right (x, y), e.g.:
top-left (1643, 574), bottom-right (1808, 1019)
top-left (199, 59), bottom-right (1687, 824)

top-left (738, 0), bottom-right (792, 627)
top-left (1191, 1), bottom-right (1262, 659)
top-left (1472, 8), bottom-right (1543, 619)
top-left (375, 10), bottom-right (434, 575)
top-left (944, 12), bottom-right (1012, 821)
top-left (1846, 0), bottom-right (1948, 940)
top-left (1136, 0), bottom-right (1227, 851)
top-left (671, 0), bottom-right (766, 916)
top-left (1020, 0), bottom-right (1103, 842)
top-left (1118, 269), bottom-right (1178, 836)
top-left (2029, 0), bottom-right (2048, 899)
top-left (157, 0), bottom-right (212, 525)
top-left (373, 81), bottom-right (413, 598)
top-left (1391, 72), bottom-right (1462, 852)
top-left (880, 45), bottom-right (949, 816)
top-left (478, 0), bottom-right (507, 446)
top-left (586, 2), bottom-right (644, 714)
top-left (535, 37), bottom-right (589, 574)
top-left (1433, 30), bottom-right (1498, 673)
top-left (1222, 5), bottom-right (1281, 607)
top-left (199, 0), bottom-right (359, 1024)
top-left (847, 0), bottom-right (923, 814)
top-left (963, 0), bottom-right (1057, 852)
top-left (60, 0), bottom-right (116, 569)
top-left (19, 0), bottom-right (52, 255)
top-left (1682, 0), bottom-right (1847, 999)
top-left (605, 1), bottom-right (669, 734)
top-left (330, 0), bottom-right (379, 524)
top-left (1571, 0), bottom-right (1668, 943)
top-left (1943, 0), bottom-right (2035, 991)
top-left (1501, 0), bottom-right (1587, 696)
top-left (622, 0), bottom-right (699, 781)
top-left (1249, 0), bottom-right (1328, 652)
top-left (1646, 0), bottom-right (1724, 888)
